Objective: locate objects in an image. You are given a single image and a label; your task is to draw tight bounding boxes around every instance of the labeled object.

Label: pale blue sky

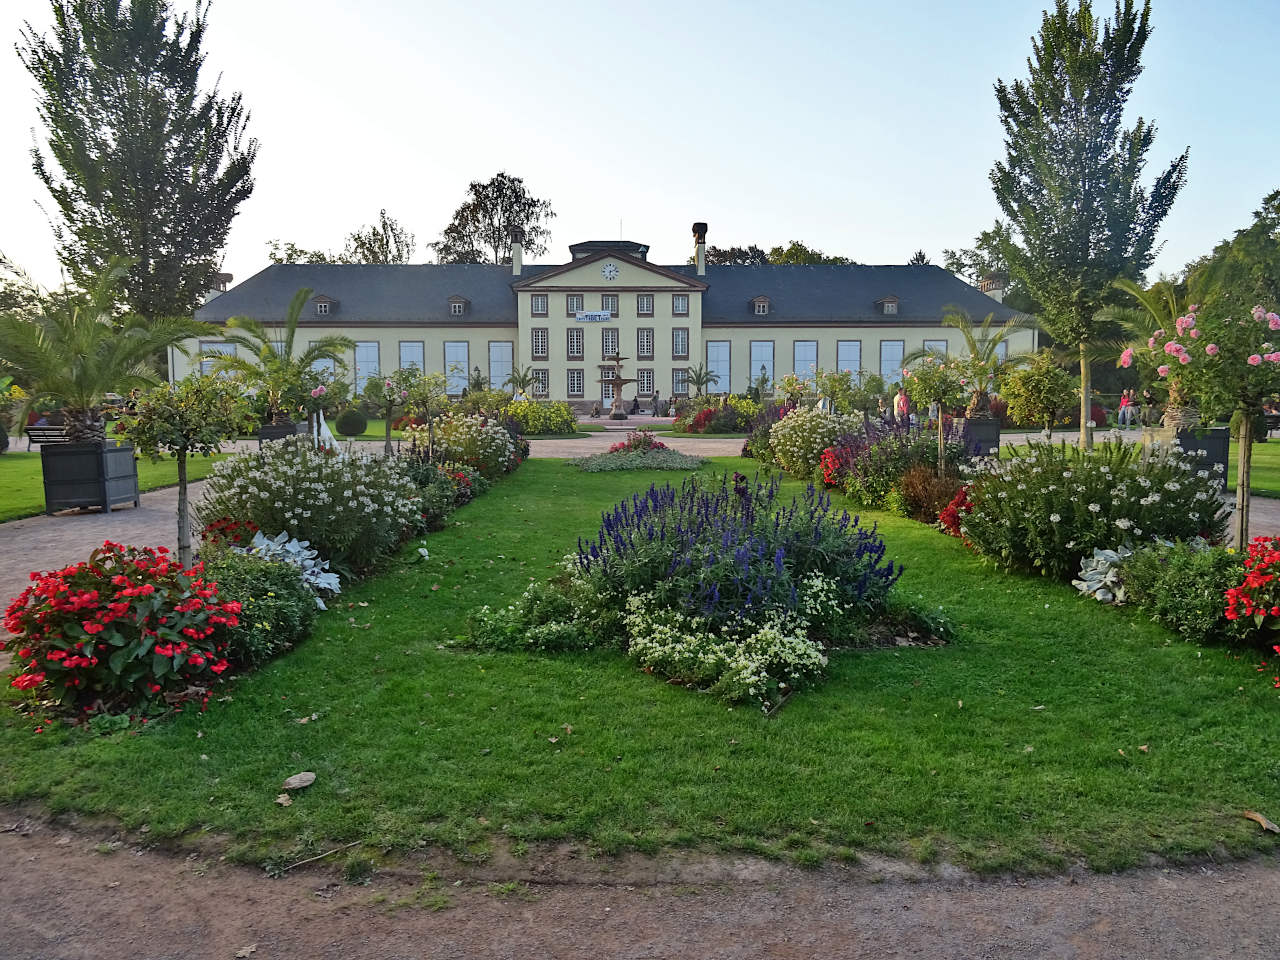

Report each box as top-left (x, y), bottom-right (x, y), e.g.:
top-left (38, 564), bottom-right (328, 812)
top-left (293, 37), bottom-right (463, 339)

top-left (1, 0), bottom-right (1275, 290)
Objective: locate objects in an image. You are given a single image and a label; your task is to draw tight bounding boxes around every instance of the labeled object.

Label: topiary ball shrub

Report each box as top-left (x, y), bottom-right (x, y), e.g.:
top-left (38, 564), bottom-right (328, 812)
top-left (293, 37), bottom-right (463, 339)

top-left (335, 408), bottom-right (369, 437)
top-left (201, 551), bottom-right (318, 668)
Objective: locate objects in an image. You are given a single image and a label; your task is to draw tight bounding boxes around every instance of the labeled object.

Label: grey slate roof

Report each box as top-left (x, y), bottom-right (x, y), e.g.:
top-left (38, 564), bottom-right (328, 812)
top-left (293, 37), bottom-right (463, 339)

top-left (667, 264), bottom-right (1023, 325)
top-left (195, 261), bottom-right (1018, 327)
top-left (195, 263), bottom-right (550, 326)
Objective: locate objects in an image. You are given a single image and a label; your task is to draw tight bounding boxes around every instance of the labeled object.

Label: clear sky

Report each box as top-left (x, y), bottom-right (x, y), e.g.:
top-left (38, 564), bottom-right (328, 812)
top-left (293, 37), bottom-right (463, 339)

top-left (1, 0), bottom-right (1276, 290)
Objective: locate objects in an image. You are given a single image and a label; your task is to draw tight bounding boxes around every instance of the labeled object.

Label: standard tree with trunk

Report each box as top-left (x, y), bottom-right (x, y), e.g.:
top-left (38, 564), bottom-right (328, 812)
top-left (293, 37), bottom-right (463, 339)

top-left (432, 173), bottom-right (555, 264)
top-left (19, 0), bottom-right (257, 321)
top-left (124, 376), bottom-right (253, 566)
top-left (990, 0), bottom-right (1187, 449)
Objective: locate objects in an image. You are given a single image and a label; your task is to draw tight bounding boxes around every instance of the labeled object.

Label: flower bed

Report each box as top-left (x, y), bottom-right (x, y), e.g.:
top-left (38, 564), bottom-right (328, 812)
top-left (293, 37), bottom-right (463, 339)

top-left (196, 437), bottom-right (422, 574)
top-left (960, 439), bottom-right (1228, 579)
top-left (404, 414), bottom-right (519, 479)
top-left (3, 542), bottom-right (238, 711)
top-left (768, 407), bottom-right (862, 477)
top-left (467, 472), bottom-right (906, 709)
top-left (569, 429), bottom-right (707, 472)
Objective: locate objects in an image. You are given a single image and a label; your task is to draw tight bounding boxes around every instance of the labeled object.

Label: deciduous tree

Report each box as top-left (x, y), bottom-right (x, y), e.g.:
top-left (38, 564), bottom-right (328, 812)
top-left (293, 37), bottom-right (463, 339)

top-left (991, 0), bottom-right (1187, 449)
top-left (19, 0), bottom-right (257, 320)
top-left (432, 173), bottom-right (554, 264)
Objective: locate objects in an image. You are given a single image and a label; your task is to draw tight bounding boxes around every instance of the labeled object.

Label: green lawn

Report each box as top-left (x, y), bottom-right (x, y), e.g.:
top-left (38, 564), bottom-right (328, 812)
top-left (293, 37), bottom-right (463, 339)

top-left (0, 451), bottom-right (228, 523)
top-left (525, 432), bottom-right (595, 440)
top-left (1, 458), bottom-right (1277, 874)
top-left (324, 418), bottom-right (405, 442)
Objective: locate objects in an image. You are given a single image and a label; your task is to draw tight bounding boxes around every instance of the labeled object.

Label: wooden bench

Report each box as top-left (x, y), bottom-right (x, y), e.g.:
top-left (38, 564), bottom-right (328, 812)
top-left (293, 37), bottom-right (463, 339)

top-left (25, 425), bottom-right (71, 449)
top-left (1265, 413), bottom-right (1280, 438)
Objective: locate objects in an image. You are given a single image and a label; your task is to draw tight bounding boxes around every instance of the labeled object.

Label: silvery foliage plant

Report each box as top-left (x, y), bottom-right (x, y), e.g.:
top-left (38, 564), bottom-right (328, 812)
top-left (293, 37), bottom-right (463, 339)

top-left (234, 530), bottom-right (341, 608)
top-left (1071, 545), bottom-right (1133, 604)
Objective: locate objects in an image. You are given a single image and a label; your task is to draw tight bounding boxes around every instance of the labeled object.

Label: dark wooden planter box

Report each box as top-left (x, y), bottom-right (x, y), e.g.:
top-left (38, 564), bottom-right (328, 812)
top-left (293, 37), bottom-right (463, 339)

top-left (41, 442), bottom-right (140, 514)
top-left (257, 421), bottom-right (303, 444)
top-left (958, 417), bottom-right (1001, 457)
top-left (1141, 424), bottom-right (1229, 478)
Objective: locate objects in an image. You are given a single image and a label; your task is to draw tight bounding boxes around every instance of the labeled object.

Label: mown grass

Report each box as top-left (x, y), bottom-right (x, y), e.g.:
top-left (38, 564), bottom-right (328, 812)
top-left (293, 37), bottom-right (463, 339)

top-left (1, 458), bottom-right (1277, 874)
top-left (0, 451), bottom-right (228, 523)
top-left (657, 431), bottom-right (749, 438)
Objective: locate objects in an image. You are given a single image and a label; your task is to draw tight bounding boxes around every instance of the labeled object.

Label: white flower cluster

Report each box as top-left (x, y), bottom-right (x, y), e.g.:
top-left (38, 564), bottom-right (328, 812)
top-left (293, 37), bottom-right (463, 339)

top-left (199, 438), bottom-right (421, 564)
top-left (768, 407), bottom-right (862, 476)
top-left (622, 595), bottom-right (828, 710)
top-left (405, 414), bottom-right (515, 479)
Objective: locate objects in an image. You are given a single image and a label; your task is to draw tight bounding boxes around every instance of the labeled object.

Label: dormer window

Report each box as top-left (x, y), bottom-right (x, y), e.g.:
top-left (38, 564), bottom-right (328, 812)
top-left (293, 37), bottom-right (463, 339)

top-left (315, 302), bottom-right (329, 316)
top-left (312, 295), bottom-right (335, 317)
top-left (752, 296), bottom-right (770, 316)
top-left (877, 296), bottom-right (900, 316)
top-left (448, 295), bottom-right (469, 317)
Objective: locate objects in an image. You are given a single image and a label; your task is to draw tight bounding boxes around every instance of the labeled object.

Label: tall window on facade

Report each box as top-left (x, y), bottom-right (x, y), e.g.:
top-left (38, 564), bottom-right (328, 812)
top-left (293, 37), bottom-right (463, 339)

top-left (531, 294), bottom-right (548, 316)
top-left (399, 341), bottom-right (424, 371)
top-left (199, 341), bottom-right (235, 376)
top-left (672, 294), bottom-right (689, 316)
top-left (672, 368), bottom-right (689, 396)
top-left (637, 368), bottom-right (654, 395)
top-left (489, 341), bottom-right (513, 390)
top-left (355, 341), bottom-right (380, 392)
top-left (444, 341), bottom-right (469, 394)
top-left (836, 340), bottom-right (861, 382)
top-left (880, 340), bottom-right (905, 385)
top-left (995, 340), bottom-right (1008, 362)
top-left (923, 339), bottom-right (948, 357)
top-left (750, 341), bottom-right (773, 387)
top-left (309, 341), bottom-right (335, 377)
top-left (567, 369), bottom-right (584, 397)
top-left (531, 327), bottom-right (549, 361)
top-left (672, 327), bottom-right (689, 359)
top-left (706, 341), bottom-right (731, 393)
top-left (636, 294), bottom-right (654, 316)
top-left (566, 293), bottom-right (584, 315)
top-left (601, 294), bottom-right (619, 316)
top-left (637, 327), bottom-right (654, 360)
top-left (793, 340), bottom-right (817, 377)
top-left (602, 327), bottom-right (619, 357)
top-left (600, 367), bottom-right (616, 403)
top-left (567, 327), bottom-right (584, 360)
top-left (532, 369), bottom-right (549, 397)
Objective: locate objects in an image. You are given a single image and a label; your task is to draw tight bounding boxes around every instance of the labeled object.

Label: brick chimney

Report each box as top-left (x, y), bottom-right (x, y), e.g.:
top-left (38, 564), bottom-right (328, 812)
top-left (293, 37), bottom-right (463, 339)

top-left (511, 226), bottom-right (525, 276)
top-left (978, 273), bottom-right (1006, 304)
top-left (693, 222), bottom-right (708, 277)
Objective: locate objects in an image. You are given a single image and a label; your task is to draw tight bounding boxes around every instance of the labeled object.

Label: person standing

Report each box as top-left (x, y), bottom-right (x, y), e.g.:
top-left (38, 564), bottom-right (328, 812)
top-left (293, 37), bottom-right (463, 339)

top-left (1118, 389), bottom-right (1132, 427)
top-left (894, 385), bottom-right (909, 424)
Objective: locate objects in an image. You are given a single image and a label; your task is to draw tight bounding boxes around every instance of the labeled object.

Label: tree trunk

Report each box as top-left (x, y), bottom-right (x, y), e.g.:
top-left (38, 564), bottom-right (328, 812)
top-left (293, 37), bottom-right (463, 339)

top-left (1079, 344), bottom-right (1093, 450)
top-left (65, 407), bottom-right (106, 445)
top-left (176, 451), bottom-right (192, 568)
top-left (384, 415), bottom-right (394, 457)
top-left (1235, 410), bottom-right (1253, 548)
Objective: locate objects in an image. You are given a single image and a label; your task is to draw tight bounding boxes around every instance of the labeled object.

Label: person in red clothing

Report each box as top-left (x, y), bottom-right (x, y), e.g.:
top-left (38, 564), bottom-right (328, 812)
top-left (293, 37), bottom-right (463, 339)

top-left (1118, 388), bottom-right (1133, 427)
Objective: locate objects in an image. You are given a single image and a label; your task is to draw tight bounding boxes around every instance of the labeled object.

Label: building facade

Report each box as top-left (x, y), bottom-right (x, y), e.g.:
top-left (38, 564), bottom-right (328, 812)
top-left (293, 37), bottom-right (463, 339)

top-left (182, 225), bottom-right (1034, 407)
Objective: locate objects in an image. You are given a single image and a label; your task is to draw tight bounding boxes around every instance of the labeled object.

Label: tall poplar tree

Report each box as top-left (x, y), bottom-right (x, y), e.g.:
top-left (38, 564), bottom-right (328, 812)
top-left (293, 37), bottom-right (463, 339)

top-left (991, 0), bottom-right (1187, 448)
top-left (19, 0), bottom-right (257, 320)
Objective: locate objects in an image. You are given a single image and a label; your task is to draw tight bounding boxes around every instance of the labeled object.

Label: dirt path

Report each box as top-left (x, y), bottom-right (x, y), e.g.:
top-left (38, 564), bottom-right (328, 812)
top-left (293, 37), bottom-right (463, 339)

top-left (1, 815), bottom-right (1277, 959)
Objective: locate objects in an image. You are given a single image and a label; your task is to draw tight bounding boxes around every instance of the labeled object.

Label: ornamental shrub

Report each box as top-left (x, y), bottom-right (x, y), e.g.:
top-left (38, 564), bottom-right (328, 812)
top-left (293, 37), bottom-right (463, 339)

top-left (961, 439), bottom-right (1229, 580)
top-left (821, 420), bottom-right (961, 509)
top-left (201, 551), bottom-right (317, 667)
top-left (743, 402), bottom-right (788, 462)
top-left (1121, 541), bottom-right (1253, 646)
top-left (335, 408), bottom-right (368, 437)
top-left (196, 437), bottom-right (421, 574)
top-left (505, 400), bottom-right (577, 436)
top-left (3, 542), bottom-right (238, 711)
top-left (406, 414), bottom-right (516, 479)
top-left (769, 407), bottom-right (862, 477)
top-left (887, 464), bottom-right (963, 522)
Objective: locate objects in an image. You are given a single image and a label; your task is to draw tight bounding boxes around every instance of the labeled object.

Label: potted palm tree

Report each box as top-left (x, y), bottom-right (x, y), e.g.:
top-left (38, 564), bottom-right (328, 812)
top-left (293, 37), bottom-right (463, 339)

top-left (909, 310), bottom-right (1035, 456)
top-left (0, 263), bottom-right (205, 513)
top-left (687, 362), bottom-right (719, 397)
top-left (208, 288), bottom-right (354, 441)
